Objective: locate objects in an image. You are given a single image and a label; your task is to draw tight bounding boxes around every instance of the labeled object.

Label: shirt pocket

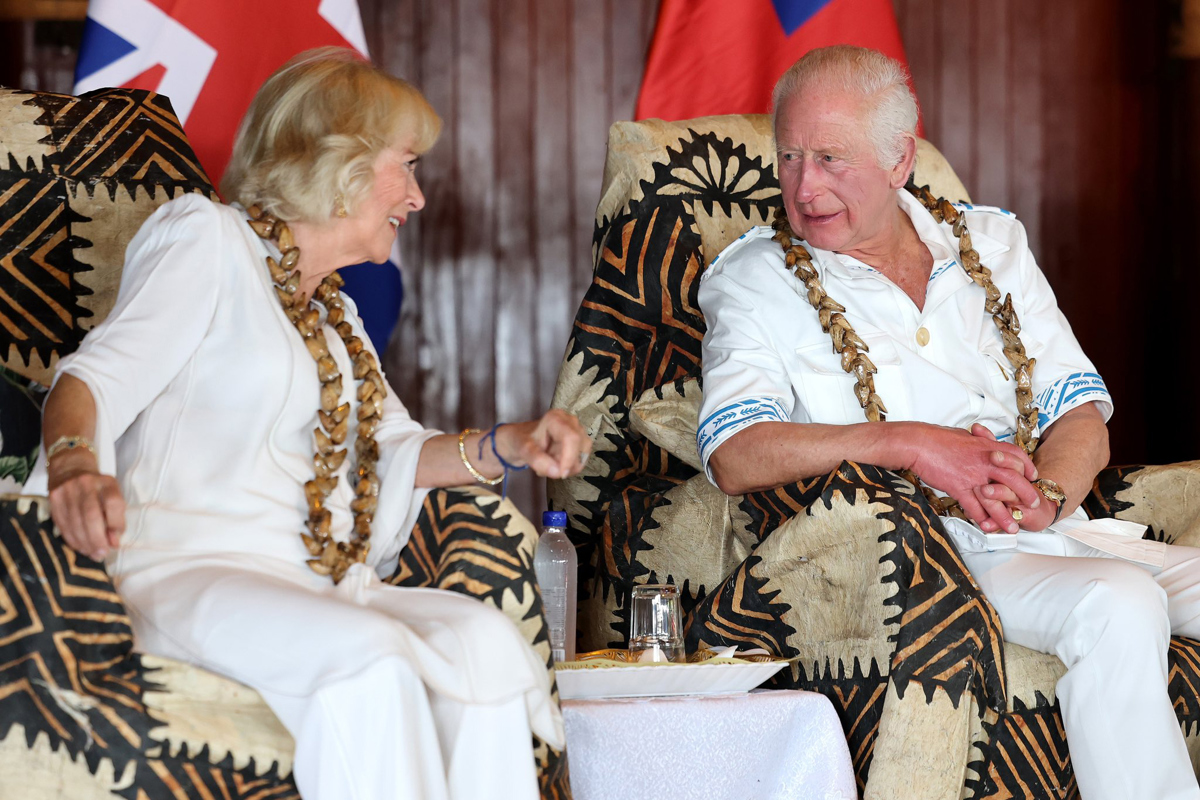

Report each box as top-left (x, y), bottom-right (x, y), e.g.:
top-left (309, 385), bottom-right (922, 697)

top-left (790, 335), bottom-right (903, 424)
top-left (972, 333), bottom-right (1044, 435)
top-left (978, 338), bottom-right (1015, 399)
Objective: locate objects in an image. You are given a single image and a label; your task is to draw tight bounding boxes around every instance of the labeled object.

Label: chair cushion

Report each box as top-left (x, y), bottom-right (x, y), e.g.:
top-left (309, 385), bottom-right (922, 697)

top-left (0, 87), bottom-right (214, 386)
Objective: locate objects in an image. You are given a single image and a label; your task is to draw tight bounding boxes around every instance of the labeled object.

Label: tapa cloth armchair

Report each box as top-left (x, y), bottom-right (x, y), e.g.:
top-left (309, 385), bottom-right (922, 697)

top-left (0, 86), bottom-right (566, 800)
top-left (549, 113), bottom-right (1200, 799)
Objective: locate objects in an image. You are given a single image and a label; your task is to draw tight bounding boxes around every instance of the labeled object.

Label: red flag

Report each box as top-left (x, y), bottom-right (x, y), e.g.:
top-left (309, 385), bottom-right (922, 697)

top-left (635, 0), bottom-right (913, 122)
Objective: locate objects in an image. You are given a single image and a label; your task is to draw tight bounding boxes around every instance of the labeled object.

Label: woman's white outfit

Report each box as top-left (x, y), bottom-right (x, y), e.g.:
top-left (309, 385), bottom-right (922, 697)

top-left (27, 194), bottom-right (561, 800)
top-left (696, 190), bottom-right (1200, 799)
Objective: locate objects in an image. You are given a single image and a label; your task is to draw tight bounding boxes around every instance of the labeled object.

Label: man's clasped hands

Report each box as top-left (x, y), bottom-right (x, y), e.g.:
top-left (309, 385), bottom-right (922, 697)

top-left (907, 422), bottom-right (1055, 534)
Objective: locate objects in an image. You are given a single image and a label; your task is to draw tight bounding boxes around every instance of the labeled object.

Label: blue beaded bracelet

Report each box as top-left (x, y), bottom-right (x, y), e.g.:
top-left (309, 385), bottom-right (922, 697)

top-left (479, 423), bottom-right (528, 499)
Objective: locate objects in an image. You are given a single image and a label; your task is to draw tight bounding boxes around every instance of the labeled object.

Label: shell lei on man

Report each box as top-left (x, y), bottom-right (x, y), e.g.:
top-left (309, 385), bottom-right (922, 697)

top-left (246, 204), bottom-right (386, 584)
top-left (770, 183), bottom-right (1040, 519)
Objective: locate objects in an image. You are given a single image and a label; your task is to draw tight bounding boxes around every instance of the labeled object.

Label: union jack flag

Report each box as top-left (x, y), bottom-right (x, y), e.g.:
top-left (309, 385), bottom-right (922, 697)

top-left (74, 0), bottom-right (405, 350)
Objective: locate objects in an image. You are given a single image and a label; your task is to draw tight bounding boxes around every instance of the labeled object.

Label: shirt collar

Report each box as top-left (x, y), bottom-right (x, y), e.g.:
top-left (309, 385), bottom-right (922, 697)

top-left (803, 189), bottom-right (1010, 280)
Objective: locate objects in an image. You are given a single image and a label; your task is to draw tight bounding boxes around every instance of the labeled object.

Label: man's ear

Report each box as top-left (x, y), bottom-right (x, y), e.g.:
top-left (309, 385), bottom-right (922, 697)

top-left (890, 135), bottom-right (917, 189)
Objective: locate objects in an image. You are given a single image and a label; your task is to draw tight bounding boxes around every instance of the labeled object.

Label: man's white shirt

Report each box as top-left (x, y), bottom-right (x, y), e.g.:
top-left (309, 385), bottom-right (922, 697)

top-left (696, 189), bottom-right (1156, 562)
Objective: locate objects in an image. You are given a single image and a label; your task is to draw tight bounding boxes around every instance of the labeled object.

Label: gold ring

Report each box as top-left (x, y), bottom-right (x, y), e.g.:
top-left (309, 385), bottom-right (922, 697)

top-left (1011, 509), bottom-right (1023, 522)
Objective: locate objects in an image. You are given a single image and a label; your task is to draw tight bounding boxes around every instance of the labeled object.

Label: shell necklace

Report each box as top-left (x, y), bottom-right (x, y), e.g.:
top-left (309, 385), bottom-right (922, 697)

top-left (770, 184), bottom-right (1037, 518)
top-left (246, 204), bottom-right (385, 583)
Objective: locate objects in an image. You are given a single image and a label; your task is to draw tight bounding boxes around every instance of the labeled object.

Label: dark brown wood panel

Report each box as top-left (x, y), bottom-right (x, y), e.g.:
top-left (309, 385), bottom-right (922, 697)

top-left (369, 0), bottom-right (660, 519)
top-left (896, 0), bottom-right (1171, 465)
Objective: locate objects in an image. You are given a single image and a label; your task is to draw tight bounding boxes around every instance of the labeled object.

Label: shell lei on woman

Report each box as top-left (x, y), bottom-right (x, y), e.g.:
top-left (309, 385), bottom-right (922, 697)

top-left (770, 184), bottom-right (1039, 519)
top-left (246, 204), bottom-right (385, 584)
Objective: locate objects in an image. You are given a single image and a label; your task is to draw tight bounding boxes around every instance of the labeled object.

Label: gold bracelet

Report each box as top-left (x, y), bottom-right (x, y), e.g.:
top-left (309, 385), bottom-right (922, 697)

top-left (46, 435), bottom-right (97, 460)
top-left (458, 429), bottom-right (502, 485)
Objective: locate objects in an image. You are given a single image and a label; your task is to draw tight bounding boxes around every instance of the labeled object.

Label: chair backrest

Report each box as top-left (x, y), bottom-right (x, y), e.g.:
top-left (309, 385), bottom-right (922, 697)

top-left (550, 114), bottom-right (970, 650)
top-left (0, 86), bottom-right (215, 387)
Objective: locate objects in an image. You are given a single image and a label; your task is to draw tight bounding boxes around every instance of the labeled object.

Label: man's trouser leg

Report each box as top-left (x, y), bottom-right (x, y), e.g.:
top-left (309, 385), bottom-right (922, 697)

top-left (963, 539), bottom-right (1200, 800)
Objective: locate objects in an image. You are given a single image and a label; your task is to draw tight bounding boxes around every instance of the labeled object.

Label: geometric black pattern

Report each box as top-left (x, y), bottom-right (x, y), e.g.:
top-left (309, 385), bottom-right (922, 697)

top-left (563, 129), bottom-right (780, 639)
top-left (0, 495), bottom-right (300, 798)
top-left (0, 170), bottom-right (94, 369)
top-left (965, 693), bottom-right (1077, 800)
top-left (2, 488), bottom-right (573, 800)
top-left (0, 86), bottom-right (215, 383)
top-left (789, 658), bottom-right (889, 796)
top-left (387, 487), bottom-right (573, 800)
top-left (689, 462), bottom-right (1007, 791)
top-left (1169, 636), bottom-right (1200, 735)
top-left (0, 498), bottom-right (152, 774)
top-left (20, 88), bottom-right (211, 199)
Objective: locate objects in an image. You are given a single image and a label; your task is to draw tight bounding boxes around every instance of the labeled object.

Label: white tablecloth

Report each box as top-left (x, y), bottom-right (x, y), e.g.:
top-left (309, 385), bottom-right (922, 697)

top-left (562, 689), bottom-right (857, 800)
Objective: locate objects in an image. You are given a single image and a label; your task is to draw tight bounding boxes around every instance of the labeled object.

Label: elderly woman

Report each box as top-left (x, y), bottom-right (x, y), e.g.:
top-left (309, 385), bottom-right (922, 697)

top-left (28, 48), bottom-right (588, 800)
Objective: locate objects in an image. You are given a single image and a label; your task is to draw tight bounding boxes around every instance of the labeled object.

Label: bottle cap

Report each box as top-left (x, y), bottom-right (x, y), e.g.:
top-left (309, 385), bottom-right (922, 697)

top-left (542, 510), bottom-right (567, 527)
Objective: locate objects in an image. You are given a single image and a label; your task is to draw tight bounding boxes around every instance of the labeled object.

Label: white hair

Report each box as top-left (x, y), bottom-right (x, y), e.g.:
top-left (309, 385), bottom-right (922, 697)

top-left (771, 45), bottom-right (919, 169)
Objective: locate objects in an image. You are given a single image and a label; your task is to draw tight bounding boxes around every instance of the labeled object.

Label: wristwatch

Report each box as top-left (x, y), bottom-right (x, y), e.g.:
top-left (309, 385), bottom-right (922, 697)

top-left (1034, 478), bottom-right (1067, 523)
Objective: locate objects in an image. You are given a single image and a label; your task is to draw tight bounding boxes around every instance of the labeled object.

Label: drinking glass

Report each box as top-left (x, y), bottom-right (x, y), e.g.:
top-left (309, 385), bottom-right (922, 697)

top-left (628, 584), bottom-right (686, 663)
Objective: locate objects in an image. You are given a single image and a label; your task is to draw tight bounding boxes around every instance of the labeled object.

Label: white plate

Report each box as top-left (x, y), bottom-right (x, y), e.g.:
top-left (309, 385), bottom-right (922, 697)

top-left (555, 660), bottom-right (787, 700)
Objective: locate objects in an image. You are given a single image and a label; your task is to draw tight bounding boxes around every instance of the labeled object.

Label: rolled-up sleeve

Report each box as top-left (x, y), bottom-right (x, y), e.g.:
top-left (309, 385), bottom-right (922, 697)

top-left (697, 270), bottom-right (795, 483)
top-left (1009, 222), bottom-right (1113, 429)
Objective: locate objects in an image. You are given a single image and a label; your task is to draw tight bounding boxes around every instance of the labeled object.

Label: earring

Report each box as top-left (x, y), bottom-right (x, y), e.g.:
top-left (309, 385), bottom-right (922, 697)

top-left (334, 193), bottom-right (348, 218)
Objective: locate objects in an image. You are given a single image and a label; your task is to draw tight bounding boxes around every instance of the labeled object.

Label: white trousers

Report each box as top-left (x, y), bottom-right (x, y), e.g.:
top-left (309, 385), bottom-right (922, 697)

top-left (962, 534), bottom-right (1200, 800)
top-left (117, 558), bottom-right (547, 800)
top-left (261, 658), bottom-right (538, 800)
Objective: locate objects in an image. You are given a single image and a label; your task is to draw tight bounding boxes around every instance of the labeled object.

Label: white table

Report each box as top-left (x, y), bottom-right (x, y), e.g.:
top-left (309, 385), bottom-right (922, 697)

top-left (562, 689), bottom-right (857, 800)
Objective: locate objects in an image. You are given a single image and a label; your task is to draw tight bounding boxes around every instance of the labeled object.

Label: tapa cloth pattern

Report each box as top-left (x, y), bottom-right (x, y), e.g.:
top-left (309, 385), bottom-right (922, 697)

top-left (0, 488), bottom-right (572, 800)
top-left (0, 86), bottom-right (214, 387)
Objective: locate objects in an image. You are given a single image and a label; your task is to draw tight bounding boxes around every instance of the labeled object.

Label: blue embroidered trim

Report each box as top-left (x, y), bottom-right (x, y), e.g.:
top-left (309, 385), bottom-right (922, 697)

top-left (929, 258), bottom-right (958, 282)
top-left (697, 397), bottom-right (790, 463)
top-left (1034, 371), bottom-right (1110, 429)
top-left (951, 201), bottom-right (1016, 218)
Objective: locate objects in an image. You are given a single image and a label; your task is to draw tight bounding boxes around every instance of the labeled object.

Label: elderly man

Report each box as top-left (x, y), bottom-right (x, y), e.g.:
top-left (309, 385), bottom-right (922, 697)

top-left (697, 45), bottom-right (1200, 799)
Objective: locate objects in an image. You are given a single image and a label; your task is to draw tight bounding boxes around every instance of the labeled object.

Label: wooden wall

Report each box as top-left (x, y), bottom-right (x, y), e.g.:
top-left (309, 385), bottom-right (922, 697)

top-left (366, 0), bottom-right (1184, 518)
top-left (897, 0), bottom-right (1176, 467)
top-left (3, 0), bottom-right (1193, 522)
top-left (361, 0), bottom-right (661, 518)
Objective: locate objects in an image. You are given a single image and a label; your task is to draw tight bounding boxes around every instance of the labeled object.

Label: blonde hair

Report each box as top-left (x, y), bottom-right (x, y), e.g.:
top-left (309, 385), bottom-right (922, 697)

top-left (771, 45), bottom-right (918, 169)
top-left (222, 47), bottom-right (441, 222)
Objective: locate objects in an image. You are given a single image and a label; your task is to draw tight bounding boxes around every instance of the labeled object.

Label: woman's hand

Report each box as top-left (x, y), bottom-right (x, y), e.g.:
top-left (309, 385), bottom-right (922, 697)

top-left (494, 409), bottom-right (592, 480)
top-left (47, 451), bottom-right (126, 561)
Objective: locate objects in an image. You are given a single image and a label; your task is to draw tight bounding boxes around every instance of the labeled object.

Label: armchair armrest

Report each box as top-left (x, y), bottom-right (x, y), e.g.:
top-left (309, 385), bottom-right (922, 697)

top-left (0, 494), bottom-right (299, 795)
top-left (1083, 462), bottom-right (1200, 547)
top-left (690, 462), bottom-right (1007, 716)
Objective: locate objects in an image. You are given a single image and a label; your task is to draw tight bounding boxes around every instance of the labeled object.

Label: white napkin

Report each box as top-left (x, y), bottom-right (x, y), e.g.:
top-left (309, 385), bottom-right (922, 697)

top-left (1052, 515), bottom-right (1165, 568)
top-left (700, 645), bottom-right (773, 660)
top-left (941, 512), bottom-right (1164, 568)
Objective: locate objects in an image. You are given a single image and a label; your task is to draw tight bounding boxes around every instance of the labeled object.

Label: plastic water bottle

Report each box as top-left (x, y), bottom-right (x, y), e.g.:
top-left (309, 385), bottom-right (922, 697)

top-left (534, 510), bottom-right (577, 663)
